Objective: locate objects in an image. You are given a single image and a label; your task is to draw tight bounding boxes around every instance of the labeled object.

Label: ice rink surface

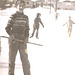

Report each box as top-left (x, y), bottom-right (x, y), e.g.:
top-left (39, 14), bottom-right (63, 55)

top-left (0, 6), bottom-right (75, 75)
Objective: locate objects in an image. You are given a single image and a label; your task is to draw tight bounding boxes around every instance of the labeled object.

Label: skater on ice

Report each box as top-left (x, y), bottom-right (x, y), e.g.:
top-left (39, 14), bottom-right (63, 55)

top-left (63, 16), bottom-right (75, 37)
top-left (30, 13), bottom-right (44, 39)
top-left (5, 1), bottom-right (31, 75)
top-left (55, 12), bottom-right (59, 20)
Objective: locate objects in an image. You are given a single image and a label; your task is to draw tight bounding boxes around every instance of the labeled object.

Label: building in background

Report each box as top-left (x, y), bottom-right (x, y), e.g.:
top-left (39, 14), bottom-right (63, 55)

top-left (0, 0), bottom-right (13, 9)
top-left (57, 1), bottom-right (75, 10)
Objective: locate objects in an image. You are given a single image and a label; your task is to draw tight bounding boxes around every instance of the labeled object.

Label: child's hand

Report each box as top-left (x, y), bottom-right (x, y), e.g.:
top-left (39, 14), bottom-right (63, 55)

top-left (63, 24), bottom-right (65, 26)
top-left (24, 37), bottom-right (28, 44)
top-left (43, 25), bottom-right (44, 28)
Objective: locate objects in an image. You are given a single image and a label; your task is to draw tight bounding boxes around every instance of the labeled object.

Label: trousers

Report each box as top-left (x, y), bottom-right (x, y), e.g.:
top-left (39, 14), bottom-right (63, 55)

top-left (8, 40), bottom-right (30, 75)
top-left (31, 27), bottom-right (39, 38)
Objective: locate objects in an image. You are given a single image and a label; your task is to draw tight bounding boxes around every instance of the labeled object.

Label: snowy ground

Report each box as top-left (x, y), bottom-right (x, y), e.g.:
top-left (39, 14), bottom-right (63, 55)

top-left (0, 6), bottom-right (75, 75)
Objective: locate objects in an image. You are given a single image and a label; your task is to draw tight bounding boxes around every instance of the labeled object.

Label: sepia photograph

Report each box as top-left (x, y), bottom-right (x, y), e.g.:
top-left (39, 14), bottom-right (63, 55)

top-left (0, 0), bottom-right (75, 75)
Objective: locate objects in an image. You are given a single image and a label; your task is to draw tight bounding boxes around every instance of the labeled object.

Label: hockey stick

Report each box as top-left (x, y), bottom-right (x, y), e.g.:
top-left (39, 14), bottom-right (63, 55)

top-left (0, 36), bottom-right (43, 46)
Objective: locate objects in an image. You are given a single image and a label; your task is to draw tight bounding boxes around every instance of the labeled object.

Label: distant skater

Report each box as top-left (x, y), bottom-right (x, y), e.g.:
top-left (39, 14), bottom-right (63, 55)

top-left (63, 16), bottom-right (75, 37)
top-left (30, 13), bottom-right (44, 39)
top-left (55, 12), bottom-right (59, 20)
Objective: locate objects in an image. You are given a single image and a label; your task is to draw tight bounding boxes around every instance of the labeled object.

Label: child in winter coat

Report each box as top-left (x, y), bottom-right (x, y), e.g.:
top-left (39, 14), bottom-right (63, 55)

top-left (63, 16), bottom-right (75, 37)
top-left (30, 13), bottom-right (44, 39)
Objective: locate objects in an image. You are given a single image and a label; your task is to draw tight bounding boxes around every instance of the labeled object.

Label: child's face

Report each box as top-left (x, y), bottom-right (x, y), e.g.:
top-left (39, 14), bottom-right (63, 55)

top-left (69, 17), bottom-right (71, 20)
top-left (17, 3), bottom-right (25, 12)
top-left (38, 14), bottom-right (41, 17)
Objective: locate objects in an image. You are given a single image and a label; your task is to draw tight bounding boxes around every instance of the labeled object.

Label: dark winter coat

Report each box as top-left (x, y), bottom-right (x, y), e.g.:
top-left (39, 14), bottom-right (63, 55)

top-left (34, 17), bottom-right (44, 29)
